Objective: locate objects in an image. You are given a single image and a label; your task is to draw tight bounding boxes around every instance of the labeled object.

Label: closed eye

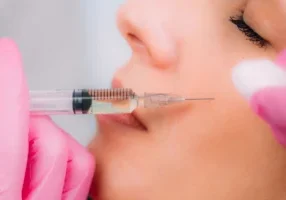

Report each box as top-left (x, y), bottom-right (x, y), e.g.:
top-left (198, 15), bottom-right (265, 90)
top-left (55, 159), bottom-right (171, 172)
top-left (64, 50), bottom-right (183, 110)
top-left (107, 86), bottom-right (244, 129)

top-left (230, 14), bottom-right (269, 48)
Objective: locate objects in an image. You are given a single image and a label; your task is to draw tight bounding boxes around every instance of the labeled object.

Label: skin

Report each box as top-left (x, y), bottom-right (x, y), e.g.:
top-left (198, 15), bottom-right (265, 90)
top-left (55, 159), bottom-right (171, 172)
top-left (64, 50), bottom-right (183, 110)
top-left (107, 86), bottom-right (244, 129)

top-left (89, 0), bottom-right (286, 199)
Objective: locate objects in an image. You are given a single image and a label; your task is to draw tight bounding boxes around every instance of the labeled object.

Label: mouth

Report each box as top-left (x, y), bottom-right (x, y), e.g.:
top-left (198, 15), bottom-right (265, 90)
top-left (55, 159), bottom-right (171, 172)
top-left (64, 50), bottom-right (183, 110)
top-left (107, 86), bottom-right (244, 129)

top-left (96, 112), bottom-right (147, 131)
top-left (96, 78), bottom-right (147, 131)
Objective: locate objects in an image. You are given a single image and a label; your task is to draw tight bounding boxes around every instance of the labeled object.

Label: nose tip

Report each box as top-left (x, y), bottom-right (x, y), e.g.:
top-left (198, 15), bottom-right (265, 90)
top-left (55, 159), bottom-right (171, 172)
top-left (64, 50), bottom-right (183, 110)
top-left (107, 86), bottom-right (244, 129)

top-left (116, 3), bottom-right (177, 69)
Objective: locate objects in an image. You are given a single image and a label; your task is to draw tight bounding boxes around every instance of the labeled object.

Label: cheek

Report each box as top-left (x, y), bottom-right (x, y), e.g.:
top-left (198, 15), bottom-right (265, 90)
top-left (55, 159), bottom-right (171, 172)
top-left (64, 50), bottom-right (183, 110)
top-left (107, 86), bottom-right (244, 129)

top-left (172, 43), bottom-right (276, 163)
top-left (151, 97), bottom-right (283, 198)
top-left (156, 38), bottom-right (283, 195)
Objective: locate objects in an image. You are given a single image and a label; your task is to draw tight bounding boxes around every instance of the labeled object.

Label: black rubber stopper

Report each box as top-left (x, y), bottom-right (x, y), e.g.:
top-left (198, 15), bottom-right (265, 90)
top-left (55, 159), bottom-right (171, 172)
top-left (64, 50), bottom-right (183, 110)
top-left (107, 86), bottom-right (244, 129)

top-left (72, 89), bottom-right (92, 114)
top-left (81, 89), bottom-right (92, 114)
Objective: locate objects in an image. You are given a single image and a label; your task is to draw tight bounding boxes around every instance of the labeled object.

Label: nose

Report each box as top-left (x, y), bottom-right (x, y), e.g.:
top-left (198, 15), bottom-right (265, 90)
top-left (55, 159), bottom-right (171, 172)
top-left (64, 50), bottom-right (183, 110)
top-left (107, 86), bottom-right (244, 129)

top-left (116, 1), bottom-right (177, 68)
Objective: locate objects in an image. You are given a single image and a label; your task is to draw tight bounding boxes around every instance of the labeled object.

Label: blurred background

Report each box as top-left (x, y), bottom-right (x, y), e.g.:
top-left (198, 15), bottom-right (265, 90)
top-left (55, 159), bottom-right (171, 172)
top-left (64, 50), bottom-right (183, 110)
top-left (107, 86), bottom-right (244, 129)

top-left (0, 0), bottom-right (131, 145)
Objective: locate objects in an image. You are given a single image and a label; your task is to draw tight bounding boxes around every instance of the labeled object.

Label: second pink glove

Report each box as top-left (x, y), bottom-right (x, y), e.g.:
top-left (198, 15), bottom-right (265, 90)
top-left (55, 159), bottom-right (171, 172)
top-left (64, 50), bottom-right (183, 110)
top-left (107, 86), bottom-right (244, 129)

top-left (232, 50), bottom-right (286, 147)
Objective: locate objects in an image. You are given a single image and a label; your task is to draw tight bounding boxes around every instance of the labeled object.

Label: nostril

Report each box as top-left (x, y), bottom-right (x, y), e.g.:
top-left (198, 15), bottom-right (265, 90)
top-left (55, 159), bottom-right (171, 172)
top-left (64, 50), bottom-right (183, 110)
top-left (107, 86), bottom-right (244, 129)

top-left (127, 33), bottom-right (144, 47)
top-left (127, 33), bottom-right (139, 41)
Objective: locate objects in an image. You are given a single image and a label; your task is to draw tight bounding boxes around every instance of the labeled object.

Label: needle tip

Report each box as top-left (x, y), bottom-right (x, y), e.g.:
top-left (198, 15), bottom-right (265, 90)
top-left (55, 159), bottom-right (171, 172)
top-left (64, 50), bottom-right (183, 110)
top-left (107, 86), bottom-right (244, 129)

top-left (185, 98), bottom-right (215, 101)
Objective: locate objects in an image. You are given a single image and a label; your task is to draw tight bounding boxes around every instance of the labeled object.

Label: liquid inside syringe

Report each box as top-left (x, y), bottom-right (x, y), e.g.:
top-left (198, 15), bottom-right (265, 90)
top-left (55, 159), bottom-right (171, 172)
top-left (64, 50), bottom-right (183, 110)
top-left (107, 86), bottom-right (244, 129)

top-left (29, 88), bottom-right (214, 115)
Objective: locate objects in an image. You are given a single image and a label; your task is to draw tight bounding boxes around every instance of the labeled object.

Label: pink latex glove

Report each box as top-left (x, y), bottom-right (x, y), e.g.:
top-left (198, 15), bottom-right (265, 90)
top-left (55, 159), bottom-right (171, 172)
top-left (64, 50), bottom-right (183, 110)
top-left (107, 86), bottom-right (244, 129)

top-left (0, 38), bottom-right (95, 200)
top-left (232, 50), bottom-right (286, 147)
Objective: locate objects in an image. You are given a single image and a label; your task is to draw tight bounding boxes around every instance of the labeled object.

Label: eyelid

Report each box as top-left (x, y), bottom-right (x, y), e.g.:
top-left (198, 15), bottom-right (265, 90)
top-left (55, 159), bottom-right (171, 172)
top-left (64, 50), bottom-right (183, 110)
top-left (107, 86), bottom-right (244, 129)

top-left (243, 10), bottom-right (272, 46)
top-left (230, 14), bottom-right (269, 48)
top-left (247, 15), bottom-right (286, 50)
top-left (243, 2), bottom-right (286, 50)
top-left (243, 12), bottom-right (257, 32)
top-left (242, 15), bottom-right (262, 38)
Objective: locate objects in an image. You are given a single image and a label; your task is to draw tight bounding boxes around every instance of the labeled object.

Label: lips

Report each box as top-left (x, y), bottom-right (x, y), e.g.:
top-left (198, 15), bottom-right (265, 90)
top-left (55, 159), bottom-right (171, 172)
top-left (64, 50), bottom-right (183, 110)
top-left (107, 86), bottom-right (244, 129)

top-left (97, 112), bottom-right (146, 130)
top-left (96, 78), bottom-right (147, 131)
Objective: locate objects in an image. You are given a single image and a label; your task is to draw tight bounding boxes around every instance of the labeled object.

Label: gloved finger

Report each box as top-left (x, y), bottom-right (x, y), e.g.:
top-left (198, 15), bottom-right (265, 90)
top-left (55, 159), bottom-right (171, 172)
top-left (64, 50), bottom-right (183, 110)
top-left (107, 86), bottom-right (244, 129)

top-left (0, 38), bottom-right (29, 199)
top-left (275, 50), bottom-right (286, 68)
top-left (250, 87), bottom-right (286, 146)
top-left (22, 116), bottom-right (69, 200)
top-left (62, 130), bottom-right (95, 200)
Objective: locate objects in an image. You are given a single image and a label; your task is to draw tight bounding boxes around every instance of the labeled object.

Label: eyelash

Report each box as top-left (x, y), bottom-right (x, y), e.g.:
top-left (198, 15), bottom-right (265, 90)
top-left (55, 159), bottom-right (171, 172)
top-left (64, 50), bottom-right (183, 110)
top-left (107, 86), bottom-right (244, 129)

top-left (230, 14), bottom-right (268, 48)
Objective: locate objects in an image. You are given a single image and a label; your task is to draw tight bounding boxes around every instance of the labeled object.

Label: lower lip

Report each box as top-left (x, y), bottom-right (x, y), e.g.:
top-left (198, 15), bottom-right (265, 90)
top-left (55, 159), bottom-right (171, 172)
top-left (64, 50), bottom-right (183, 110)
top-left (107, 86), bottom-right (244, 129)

top-left (96, 113), bottom-right (146, 130)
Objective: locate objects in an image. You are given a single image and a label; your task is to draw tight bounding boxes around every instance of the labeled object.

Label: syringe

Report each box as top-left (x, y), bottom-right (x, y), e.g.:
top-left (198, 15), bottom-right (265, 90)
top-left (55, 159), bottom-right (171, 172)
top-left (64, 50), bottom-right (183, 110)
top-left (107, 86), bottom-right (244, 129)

top-left (29, 88), bottom-right (214, 115)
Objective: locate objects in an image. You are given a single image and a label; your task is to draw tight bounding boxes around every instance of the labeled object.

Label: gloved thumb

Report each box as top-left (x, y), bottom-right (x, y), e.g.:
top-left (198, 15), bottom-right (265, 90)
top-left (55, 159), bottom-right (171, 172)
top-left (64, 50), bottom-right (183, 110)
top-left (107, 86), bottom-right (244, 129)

top-left (232, 52), bottom-right (286, 146)
top-left (0, 38), bottom-right (29, 198)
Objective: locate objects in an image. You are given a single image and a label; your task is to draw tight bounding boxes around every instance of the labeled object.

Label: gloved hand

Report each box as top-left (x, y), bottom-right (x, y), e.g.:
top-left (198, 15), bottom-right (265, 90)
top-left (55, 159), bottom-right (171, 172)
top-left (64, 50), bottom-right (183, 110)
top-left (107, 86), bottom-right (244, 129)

top-left (0, 38), bottom-right (95, 199)
top-left (232, 50), bottom-right (286, 147)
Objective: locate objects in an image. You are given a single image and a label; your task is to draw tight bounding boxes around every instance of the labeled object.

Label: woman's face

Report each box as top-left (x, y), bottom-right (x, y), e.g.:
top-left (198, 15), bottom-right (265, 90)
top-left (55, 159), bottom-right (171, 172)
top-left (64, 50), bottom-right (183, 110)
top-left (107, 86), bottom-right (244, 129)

top-left (89, 0), bottom-right (286, 199)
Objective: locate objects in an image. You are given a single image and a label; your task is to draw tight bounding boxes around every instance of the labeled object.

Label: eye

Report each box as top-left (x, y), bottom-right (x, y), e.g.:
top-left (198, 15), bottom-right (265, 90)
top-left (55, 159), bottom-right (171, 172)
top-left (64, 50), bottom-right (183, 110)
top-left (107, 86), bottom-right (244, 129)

top-left (230, 13), bottom-right (269, 48)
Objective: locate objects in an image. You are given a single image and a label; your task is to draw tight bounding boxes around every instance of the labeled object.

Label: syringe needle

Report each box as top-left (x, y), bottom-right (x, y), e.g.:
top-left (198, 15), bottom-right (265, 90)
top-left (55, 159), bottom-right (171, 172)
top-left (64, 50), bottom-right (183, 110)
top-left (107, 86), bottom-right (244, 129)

top-left (184, 98), bottom-right (215, 101)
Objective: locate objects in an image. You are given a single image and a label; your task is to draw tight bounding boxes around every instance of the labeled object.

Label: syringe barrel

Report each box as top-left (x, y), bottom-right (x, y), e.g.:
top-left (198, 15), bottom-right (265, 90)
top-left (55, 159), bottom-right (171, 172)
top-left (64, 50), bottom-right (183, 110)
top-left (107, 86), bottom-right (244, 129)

top-left (29, 90), bottom-right (75, 115)
top-left (29, 89), bottom-right (132, 115)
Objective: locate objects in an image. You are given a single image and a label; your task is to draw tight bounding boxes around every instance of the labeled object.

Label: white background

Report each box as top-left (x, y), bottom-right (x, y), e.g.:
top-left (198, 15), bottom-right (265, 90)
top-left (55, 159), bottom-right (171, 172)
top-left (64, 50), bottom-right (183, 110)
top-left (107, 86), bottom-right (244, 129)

top-left (0, 0), bottom-right (130, 145)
